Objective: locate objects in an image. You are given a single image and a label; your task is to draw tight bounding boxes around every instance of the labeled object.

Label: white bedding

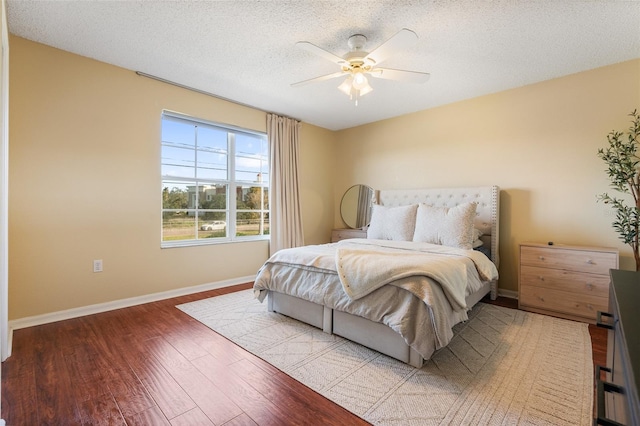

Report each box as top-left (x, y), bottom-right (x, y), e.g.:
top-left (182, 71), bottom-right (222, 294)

top-left (253, 239), bottom-right (498, 360)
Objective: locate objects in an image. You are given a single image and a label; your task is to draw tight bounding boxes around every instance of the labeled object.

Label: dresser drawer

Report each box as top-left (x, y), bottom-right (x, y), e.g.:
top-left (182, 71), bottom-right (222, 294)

top-left (520, 245), bottom-right (617, 275)
top-left (519, 286), bottom-right (608, 320)
top-left (520, 265), bottom-right (610, 298)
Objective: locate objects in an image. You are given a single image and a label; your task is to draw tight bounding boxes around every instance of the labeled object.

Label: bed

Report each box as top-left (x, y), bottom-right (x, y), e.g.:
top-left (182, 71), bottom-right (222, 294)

top-left (253, 186), bottom-right (500, 368)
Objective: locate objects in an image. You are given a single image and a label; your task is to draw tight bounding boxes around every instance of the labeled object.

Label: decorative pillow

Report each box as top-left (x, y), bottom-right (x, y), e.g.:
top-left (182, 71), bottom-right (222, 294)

top-left (412, 202), bottom-right (477, 249)
top-left (367, 204), bottom-right (418, 241)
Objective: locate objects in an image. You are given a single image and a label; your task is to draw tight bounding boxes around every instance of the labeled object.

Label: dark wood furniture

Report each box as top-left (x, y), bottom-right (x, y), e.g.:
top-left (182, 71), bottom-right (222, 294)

top-left (595, 269), bottom-right (640, 426)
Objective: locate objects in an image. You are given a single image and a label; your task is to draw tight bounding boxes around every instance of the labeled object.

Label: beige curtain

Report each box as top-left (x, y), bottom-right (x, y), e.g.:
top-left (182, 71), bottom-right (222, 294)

top-left (267, 113), bottom-right (304, 255)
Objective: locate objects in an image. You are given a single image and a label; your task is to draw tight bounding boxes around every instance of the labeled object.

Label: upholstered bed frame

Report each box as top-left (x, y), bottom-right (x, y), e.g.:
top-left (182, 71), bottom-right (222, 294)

top-left (267, 185), bottom-right (500, 368)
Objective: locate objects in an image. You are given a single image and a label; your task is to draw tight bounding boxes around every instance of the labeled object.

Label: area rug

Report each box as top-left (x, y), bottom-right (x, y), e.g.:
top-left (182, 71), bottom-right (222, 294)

top-left (177, 290), bottom-right (593, 425)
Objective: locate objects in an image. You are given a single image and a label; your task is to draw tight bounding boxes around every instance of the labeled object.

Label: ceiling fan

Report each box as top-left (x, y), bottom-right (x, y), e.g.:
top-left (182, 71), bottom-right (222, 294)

top-left (291, 28), bottom-right (430, 105)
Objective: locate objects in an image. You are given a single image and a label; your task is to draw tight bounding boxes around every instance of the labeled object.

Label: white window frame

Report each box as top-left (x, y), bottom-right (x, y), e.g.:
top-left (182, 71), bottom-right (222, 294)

top-left (161, 111), bottom-right (269, 248)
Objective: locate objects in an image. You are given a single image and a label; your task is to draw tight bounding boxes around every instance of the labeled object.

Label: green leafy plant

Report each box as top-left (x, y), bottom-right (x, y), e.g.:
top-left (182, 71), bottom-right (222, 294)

top-left (597, 109), bottom-right (640, 270)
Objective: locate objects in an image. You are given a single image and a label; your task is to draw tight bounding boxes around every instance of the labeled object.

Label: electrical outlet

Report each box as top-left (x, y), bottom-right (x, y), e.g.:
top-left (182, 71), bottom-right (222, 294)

top-left (93, 259), bottom-right (103, 273)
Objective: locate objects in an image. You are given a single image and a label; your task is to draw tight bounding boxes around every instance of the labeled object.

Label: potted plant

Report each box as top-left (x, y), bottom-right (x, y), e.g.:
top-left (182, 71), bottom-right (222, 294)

top-left (597, 109), bottom-right (640, 270)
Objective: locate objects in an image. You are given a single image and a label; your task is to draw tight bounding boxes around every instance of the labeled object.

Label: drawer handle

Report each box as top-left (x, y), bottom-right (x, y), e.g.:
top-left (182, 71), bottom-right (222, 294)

top-left (586, 283), bottom-right (593, 290)
top-left (538, 256), bottom-right (545, 260)
top-left (596, 311), bottom-right (615, 330)
top-left (586, 259), bottom-right (595, 265)
top-left (595, 365), bottom-right (625, 426)
top-left (538, 276), bottom-right (545, 281)
top-left (538, 296), bottom-right (545, 302)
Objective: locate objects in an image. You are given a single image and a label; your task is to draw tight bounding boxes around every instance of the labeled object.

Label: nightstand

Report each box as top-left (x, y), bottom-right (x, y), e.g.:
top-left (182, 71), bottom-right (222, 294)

top-left (519, 242), bottom-right (618, 323)
top-left (331, 228), bottom-right (367, 242)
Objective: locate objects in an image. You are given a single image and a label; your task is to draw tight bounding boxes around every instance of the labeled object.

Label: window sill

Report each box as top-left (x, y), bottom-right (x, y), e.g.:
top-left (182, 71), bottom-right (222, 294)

top-left (161, 237), bottom-right (269, 249)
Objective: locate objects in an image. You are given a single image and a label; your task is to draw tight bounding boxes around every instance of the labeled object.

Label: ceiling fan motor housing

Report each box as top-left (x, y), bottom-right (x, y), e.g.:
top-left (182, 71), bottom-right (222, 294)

top-left (345, 34), bottom-right (373, 67)
top-left (347, 34), bottom-right (367, 50)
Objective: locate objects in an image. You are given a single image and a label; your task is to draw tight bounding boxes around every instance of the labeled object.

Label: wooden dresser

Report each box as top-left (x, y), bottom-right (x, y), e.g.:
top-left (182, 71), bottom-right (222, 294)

top-left (595, 269), bottom-right (640, 426)
top-left (519, 242), bottom-right (618, 323)
top-left (331, 228), bottom-right (367, 242)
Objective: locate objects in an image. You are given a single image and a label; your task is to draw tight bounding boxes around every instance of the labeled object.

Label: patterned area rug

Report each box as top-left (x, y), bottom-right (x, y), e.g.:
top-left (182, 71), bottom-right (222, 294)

top-left (177, 290), bottom-right (593, 425)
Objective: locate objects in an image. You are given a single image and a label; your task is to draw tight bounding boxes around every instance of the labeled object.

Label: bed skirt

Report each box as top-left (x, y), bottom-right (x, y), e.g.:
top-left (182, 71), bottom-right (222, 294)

top-left (266, 279), bottom-right (492, 368)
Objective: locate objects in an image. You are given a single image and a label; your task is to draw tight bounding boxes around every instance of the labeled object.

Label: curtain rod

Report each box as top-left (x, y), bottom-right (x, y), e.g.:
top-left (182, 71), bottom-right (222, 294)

top-left (135, 71), bottom-right (301, 122)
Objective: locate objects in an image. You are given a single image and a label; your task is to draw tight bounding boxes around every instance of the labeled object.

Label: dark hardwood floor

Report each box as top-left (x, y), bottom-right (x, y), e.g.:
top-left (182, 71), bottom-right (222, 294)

top-left (1, 285), bottom-right (605, 425)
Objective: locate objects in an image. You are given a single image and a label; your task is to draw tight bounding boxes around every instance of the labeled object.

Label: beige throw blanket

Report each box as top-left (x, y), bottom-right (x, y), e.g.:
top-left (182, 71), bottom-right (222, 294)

top-left (335, 239), bottom-right (498, 310)
top-left (336, 249), bottom-right (468, 308)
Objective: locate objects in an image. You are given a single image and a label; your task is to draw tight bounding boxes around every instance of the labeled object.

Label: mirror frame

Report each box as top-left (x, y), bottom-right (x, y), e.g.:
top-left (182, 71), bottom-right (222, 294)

top-left (340, 184), bottom-right (374, 229)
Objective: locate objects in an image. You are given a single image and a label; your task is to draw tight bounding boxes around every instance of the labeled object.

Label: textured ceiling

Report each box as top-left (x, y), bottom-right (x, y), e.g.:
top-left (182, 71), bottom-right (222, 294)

top-left (6, 0), bottom-right (640, 131)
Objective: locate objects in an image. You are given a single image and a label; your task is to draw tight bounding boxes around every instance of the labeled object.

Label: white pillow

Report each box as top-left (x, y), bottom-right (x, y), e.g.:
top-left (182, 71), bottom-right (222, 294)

top-left (412, 202), bottom-right (477, 249)
top-left (367, 204), bottom-right (418, 241)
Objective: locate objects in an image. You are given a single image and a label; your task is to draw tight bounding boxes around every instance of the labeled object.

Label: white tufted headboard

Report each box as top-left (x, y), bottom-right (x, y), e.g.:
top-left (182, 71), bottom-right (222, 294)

top-left (375, 186), bottom-right (500, 268)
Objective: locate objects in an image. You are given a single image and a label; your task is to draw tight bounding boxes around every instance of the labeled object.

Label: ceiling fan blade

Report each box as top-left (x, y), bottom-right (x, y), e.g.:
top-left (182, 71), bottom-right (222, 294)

top-left (364, 28), bottom-right (418, 65)
top-left (291, 71), bottom-right (346, 87)
top-left (296, 41), bottom-right (347, 65)
top-left (369, 68), bottom-right (430, 84)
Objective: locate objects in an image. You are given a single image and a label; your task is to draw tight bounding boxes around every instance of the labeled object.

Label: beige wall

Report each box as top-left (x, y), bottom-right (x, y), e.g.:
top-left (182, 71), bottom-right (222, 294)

top-left (8, 34), bottom-right (640, 319)
top-left (8, 36), bottom-right (336, 320)
top-left (299, 124), bottom-right (338, 245)
top-left (333, 59), bottom-right (640, 292)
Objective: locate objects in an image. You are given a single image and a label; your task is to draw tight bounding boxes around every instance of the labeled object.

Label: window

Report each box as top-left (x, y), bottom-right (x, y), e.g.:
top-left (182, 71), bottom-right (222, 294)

top-left (161, 112), bottom-right (269, 246)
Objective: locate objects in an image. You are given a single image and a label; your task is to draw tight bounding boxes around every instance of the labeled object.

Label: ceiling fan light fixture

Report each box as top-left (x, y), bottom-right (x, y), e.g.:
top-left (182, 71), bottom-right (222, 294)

top-left (352, 71), bottom-right (368, 90)
top-left (337, 76), bottom-right (354, 96)
top-left (358, 83), bottom-right (373, 96)
top-left (337, 73), bottom-right (373, 104)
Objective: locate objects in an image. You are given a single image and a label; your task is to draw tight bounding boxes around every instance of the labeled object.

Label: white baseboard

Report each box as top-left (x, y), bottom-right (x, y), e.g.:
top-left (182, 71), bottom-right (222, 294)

top-left (497, 288), bottom-right (518, 299)
top-left (6, 276), bottom-right (255, 356)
